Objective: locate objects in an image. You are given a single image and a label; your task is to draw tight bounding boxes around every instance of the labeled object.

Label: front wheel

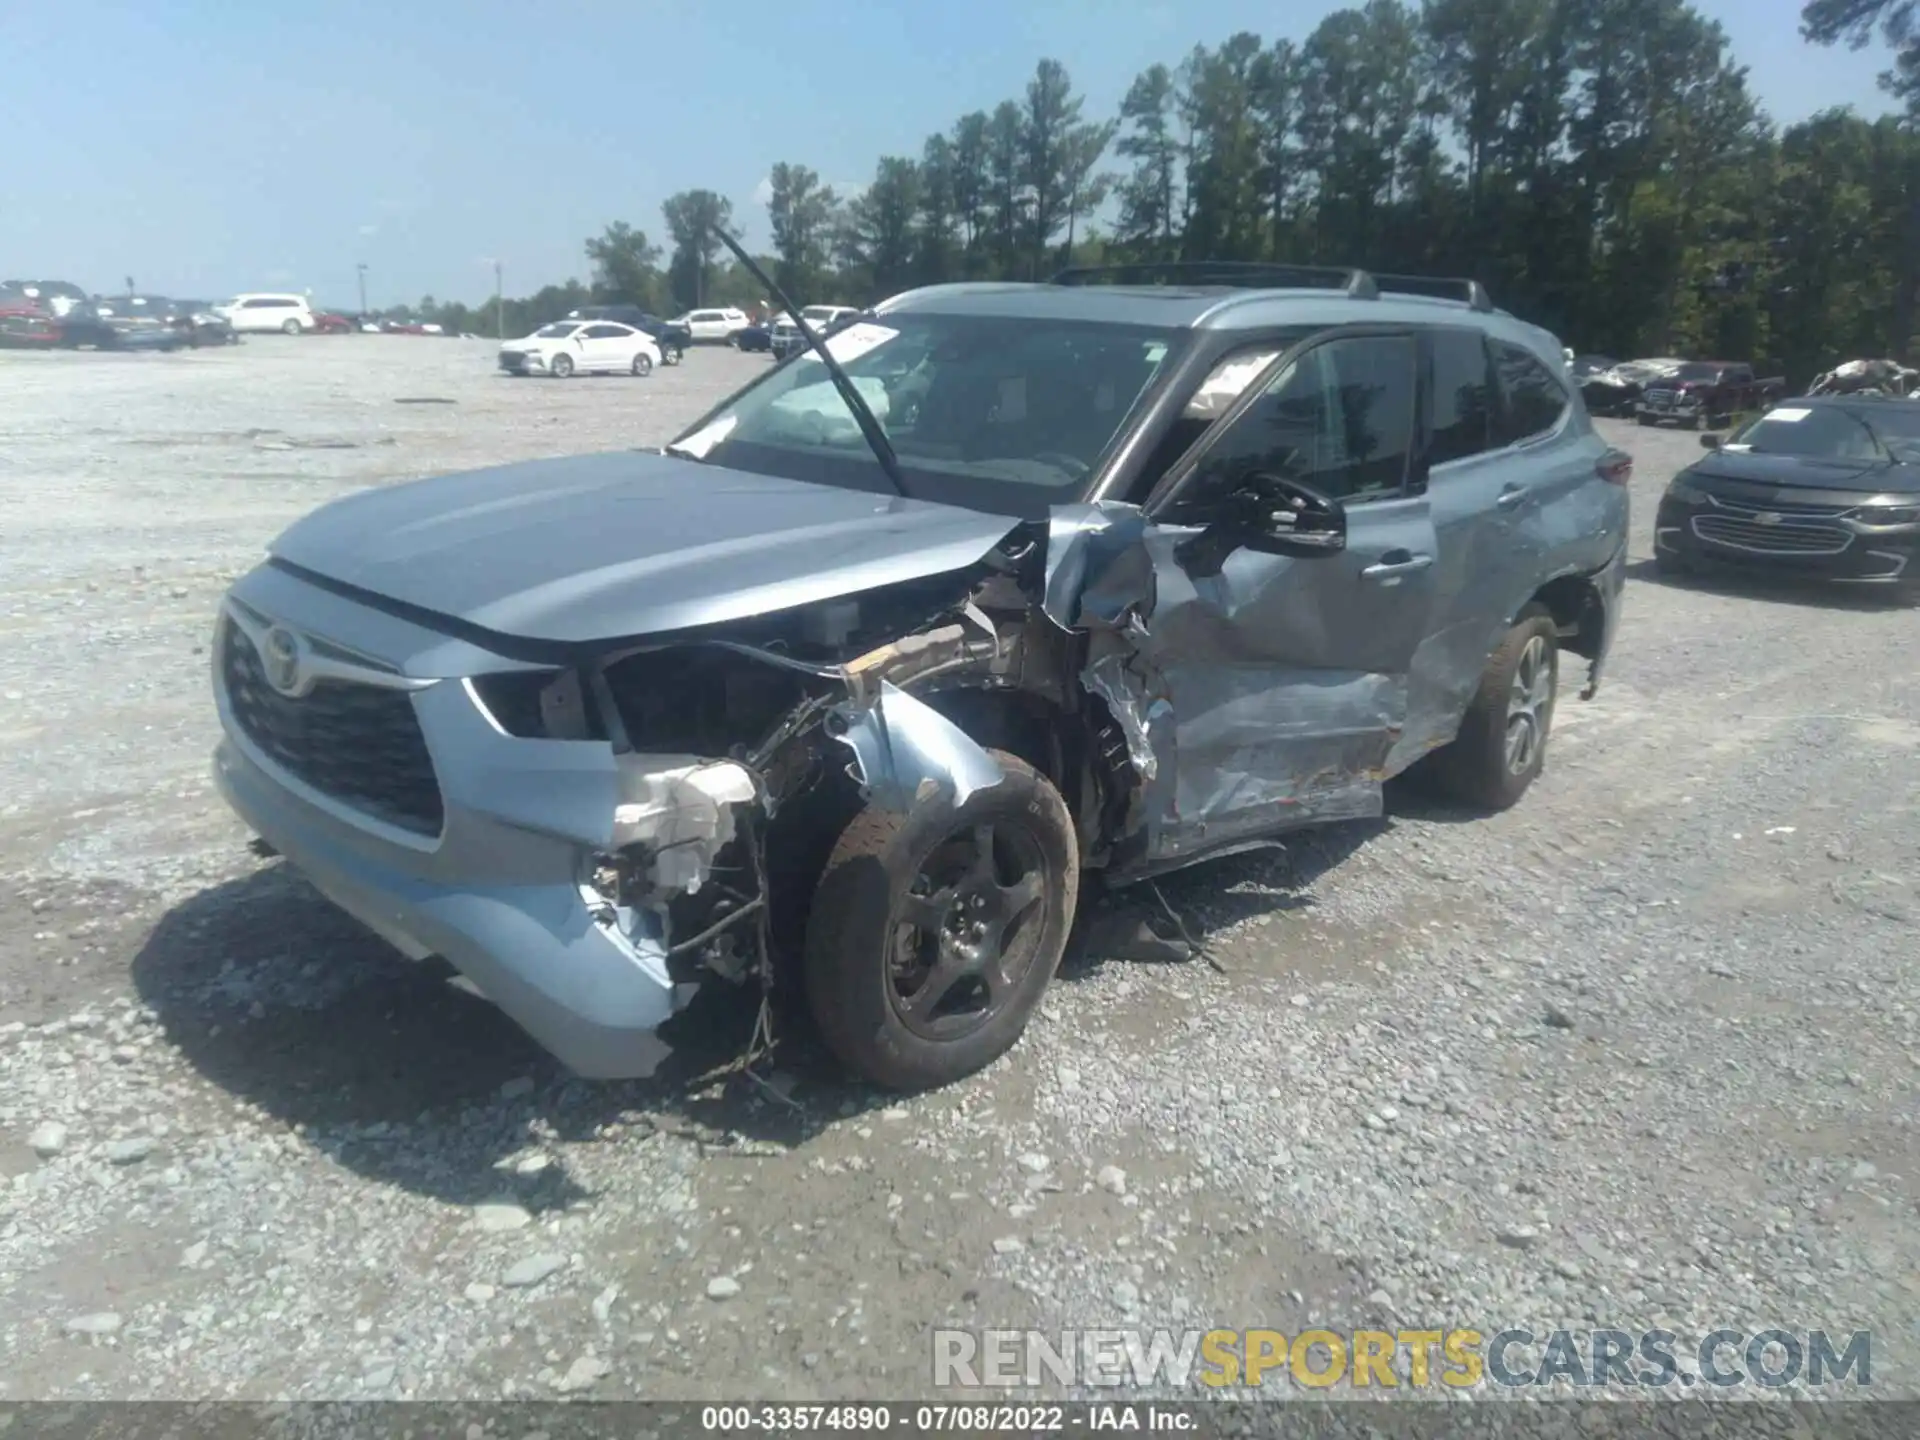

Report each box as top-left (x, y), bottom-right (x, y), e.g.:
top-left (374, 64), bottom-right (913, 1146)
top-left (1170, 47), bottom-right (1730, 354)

top-left (1431, 605), bottom-right (1560, 812)
top-left (804, 750), bottom-right (1079, 1091)
top-left (550, 353), bottom-right (574, 378)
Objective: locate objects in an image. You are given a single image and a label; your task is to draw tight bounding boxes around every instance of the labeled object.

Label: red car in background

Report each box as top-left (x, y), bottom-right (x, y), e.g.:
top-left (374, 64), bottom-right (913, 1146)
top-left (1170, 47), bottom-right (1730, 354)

top-left (311, 311), bottom-right (355, 334)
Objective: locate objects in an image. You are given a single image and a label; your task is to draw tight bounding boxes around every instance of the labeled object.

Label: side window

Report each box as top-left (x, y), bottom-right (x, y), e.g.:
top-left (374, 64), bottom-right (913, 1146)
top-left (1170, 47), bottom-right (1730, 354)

top-left (1180, 334), bottom-right (1416, 509)
top-left (1429, 328), bottom-right (1495, 466)
top-left (583, 324), bottom-right (622, 339)
top-left (1491, 342), bottom-right (1569, 446)
top-left (243, 298), bottom-right (276, 309)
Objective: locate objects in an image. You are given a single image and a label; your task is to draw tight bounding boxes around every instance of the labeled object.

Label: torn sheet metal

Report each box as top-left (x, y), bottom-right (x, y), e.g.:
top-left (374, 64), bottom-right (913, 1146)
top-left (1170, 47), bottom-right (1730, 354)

top-left (611, 756), bottom-right (758, 894)
top-left (831, 681), bottom-right (1005, 813)
top-left (1040, 501), bottom-right (1151, 628)
top-left (1041, 503), bottom-right (1407, 872)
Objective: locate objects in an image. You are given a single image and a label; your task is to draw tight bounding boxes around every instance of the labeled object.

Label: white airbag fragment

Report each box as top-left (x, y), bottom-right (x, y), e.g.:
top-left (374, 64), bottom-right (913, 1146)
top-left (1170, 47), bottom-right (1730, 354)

top-left (611, 756), bottom-right (758, 894)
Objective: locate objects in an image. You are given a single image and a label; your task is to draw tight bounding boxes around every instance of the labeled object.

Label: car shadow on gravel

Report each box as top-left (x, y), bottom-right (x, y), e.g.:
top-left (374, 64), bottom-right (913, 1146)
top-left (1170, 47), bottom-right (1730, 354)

top-left (1058, 816), bottom-right (1387, 979)
top-left (130, 864), bottom-right (865, 1207)
top-left (1623, 556), bottom-right (1912, 612)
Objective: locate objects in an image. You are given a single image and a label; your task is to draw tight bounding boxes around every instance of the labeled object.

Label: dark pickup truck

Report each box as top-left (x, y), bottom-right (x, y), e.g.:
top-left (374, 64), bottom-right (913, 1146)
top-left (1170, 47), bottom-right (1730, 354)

top-left (1636, 361), bottom-right (1785, 430)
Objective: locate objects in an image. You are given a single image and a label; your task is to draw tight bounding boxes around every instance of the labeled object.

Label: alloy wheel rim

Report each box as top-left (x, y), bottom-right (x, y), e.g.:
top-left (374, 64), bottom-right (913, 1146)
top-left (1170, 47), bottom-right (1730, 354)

top-left (1504, 635), bottom-right (1553, 775)
top-left (886, 821), bottom-right (1049, 1042)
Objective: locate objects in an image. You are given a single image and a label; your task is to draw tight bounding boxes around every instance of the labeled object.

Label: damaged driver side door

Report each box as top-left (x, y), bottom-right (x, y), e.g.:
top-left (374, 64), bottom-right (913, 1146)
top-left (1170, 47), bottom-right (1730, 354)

top-left (1128, 328), bottom-right (1439, 862)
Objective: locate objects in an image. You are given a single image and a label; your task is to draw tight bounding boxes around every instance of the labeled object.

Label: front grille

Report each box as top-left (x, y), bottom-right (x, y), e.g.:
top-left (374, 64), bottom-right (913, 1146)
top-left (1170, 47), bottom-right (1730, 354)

top-left (1703, 486), bottom-right (1851, 518)
top-left (1692, 514), bottom-right (1852, 555)
top-left (221, 620), bottom-right (444, 836)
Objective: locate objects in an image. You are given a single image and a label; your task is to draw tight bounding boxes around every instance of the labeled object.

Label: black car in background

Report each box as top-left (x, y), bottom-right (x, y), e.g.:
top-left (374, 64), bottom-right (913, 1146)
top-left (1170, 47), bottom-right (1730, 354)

top-left (733, 320), bottom-right (772, 353)
top-left (59, 296), bottom-right (191, 351)
top-left (563, 305), bottom-right (689, 363)
top-left (1654, 396), bottom-right (1920, 597)
top-left (169, 300), bottom-right (238, 346)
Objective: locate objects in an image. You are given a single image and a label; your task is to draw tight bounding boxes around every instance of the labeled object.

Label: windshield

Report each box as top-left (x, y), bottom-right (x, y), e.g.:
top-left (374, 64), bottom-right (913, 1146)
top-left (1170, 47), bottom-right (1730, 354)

top-left (668, 312), bottom-right (1180, 514)
top-left (533, 322), bottom-right (582, 339)
top-left (1676, 363), bottom-right (1723, 381)
top-left (1723, 404), bottom-right (1920, 462)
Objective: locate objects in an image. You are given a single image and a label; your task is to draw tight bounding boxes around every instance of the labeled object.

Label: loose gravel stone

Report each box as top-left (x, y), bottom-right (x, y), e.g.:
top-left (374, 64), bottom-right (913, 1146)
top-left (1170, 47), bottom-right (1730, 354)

top-left (63, 1313), bottom-right (122, 1338)
top-left (706, 1276), bottom-right (741, 1300)
top-left (501, 1254), bottom-right (567, 1290)
top-left (103, 1137), bottom-right (155, 1165)
top-left (473, 1202), bottom-right (532, 1233)
top-left (27, 1122), bottom-right (67, 1158)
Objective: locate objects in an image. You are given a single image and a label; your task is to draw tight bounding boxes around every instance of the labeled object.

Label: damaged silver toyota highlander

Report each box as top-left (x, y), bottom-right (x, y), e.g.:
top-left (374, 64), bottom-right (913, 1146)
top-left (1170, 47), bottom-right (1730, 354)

top-left (210, 261), bottom-right (1629, 1091)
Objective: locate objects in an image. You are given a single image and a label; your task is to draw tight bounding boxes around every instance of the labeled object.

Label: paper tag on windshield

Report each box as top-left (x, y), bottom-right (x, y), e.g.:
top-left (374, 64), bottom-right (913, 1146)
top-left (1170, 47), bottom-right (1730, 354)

top-left (1768, 407), bottom-right (1811, 423)
top-left (800, 322), bottom-right (897, 364)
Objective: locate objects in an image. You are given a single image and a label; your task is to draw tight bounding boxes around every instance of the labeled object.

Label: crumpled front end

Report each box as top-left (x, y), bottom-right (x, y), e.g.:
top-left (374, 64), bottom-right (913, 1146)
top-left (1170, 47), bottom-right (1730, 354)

top-left (207, 543), bottom-right (1036, 1079)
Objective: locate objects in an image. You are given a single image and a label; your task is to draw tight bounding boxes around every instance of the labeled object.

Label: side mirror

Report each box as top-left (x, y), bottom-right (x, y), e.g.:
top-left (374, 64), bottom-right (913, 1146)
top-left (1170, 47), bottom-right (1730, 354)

top-left (1222, 472), bottom-right (1347, 557)
top-left (1699, 432), bottom-right (1722, 450)
top-left (1176, 471), bottom-right (1346, 577)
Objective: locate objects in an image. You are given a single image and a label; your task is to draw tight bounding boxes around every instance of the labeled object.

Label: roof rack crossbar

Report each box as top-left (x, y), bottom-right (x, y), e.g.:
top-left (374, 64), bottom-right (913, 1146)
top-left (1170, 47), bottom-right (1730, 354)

top-left (1369, 272), bottom-right (1495, 312)
top-left (1049, 261), bottom-right (1380, 299)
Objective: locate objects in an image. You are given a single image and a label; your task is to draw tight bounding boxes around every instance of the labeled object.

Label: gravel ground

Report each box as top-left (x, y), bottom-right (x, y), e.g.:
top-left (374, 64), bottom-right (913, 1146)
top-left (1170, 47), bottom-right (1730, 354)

top-left (1, 337), bottom-right (1916, 1411)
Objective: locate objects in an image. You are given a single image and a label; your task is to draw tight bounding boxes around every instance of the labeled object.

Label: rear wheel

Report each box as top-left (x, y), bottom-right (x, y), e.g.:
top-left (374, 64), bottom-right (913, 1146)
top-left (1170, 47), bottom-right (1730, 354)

top-left (630, 352), bottom-right (653, 377)
top-left (1432, 604), bottom-right (1560, 812)
top-left (281, 319), bottom-right (301, 336)
top-left (550, 353), bottom-right (574, 378)
top-left (803, 750), bottom-right (1078, 1091)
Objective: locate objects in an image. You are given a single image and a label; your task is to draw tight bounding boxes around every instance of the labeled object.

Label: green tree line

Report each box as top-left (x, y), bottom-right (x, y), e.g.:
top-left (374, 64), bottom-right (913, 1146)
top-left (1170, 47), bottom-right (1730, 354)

top-left (422, 0), bottom-right (1920, 381)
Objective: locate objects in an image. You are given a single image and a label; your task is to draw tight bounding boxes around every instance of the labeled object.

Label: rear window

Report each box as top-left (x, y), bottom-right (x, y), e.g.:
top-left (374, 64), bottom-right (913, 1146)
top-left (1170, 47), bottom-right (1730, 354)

top-left (1491, 342), bottom-right (1569, 445)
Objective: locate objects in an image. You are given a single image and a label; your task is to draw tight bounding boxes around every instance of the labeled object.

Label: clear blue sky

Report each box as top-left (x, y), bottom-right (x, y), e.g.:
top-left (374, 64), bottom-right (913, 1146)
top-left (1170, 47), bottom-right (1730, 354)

top-left (2, 0), bottom-right (1899, 309)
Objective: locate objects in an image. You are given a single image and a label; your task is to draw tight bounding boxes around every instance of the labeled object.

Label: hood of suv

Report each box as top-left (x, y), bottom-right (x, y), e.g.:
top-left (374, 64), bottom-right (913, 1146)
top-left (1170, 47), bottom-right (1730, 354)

top-left (266, 451), bottom-right (1022, 644)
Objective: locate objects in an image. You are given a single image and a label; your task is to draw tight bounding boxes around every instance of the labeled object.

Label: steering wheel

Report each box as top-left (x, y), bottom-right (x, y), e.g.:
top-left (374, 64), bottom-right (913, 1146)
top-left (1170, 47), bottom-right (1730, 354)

top-left (1031, 450), bottom-right (1090, 481)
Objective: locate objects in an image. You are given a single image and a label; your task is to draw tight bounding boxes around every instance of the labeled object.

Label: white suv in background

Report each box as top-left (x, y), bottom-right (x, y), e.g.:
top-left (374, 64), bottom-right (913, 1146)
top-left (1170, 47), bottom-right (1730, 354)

top-left (216, 294), bottom-right (316, 335)
top-left (671, 306), bottom-right (749, 343)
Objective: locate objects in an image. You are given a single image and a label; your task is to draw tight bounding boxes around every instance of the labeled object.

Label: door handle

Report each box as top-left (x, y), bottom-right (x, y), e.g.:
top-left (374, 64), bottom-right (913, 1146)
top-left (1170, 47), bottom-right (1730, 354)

top-left (1496, 484), bottom-right (1528, 510)
top-left (1361, 551), bottom-right (1434, 581)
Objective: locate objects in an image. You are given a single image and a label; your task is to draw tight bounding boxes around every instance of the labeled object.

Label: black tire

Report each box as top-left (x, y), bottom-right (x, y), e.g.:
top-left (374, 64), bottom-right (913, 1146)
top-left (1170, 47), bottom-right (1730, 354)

top-left (281, 319), bottom-right (302, 336)
top-left (1635, 414), bottom-right (1651, 427)
top-left (550, 353), bottom-right (574, 378)
top-left (631, 352), bottom-right (653, 377)
top-left (1431, 604), bottom-right (1560, 812)
top-left (803, 749), bottom-right (1079, 1091)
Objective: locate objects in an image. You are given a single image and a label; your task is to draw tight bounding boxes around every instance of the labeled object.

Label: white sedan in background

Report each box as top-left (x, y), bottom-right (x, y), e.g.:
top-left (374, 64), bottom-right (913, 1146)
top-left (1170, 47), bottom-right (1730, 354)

top-left (497, 320), bottom-right (661, 378)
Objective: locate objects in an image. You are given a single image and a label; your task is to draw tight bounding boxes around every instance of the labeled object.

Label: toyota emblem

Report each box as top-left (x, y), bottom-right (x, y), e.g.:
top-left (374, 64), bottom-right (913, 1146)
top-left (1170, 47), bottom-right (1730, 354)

top-left (261, 625), bottom-right (307, 696)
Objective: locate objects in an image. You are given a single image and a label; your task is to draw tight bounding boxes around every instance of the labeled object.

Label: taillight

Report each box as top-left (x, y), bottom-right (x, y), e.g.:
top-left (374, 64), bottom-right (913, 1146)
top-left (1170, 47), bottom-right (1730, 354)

top-left (1596, 448), bottom-right (1632, 485)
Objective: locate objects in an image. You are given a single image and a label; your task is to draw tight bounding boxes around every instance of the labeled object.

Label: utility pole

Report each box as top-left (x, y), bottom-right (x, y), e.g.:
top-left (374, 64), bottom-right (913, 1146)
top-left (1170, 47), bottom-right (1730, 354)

top-left (356, 263), bottom-right (368, 319)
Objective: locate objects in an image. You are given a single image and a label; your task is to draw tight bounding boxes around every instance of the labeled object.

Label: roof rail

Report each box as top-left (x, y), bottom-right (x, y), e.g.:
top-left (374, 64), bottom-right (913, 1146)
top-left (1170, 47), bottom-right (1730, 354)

top-left (1049, 261), bottom-right (1380, 299)
top-left (1370, 272), bottom-right (1495, 312)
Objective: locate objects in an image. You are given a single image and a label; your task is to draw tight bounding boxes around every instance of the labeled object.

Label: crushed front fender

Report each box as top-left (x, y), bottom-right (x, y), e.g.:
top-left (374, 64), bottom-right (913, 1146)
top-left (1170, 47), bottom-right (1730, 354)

top-left (830, 681), bottom-right (1005, 813)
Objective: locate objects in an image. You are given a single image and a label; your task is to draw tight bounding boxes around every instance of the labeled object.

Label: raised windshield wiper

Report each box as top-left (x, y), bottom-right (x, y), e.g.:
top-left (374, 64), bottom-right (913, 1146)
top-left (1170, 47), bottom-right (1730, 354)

top-left (711, 225), bottom-right (908, 499)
